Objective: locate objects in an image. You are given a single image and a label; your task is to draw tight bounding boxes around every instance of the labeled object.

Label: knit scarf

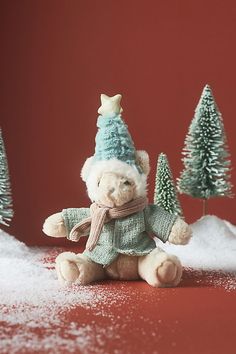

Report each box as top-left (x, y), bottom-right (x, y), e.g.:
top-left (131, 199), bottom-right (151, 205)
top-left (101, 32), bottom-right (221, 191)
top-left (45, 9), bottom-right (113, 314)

top-left (68, 196), bottom-right (148, 251)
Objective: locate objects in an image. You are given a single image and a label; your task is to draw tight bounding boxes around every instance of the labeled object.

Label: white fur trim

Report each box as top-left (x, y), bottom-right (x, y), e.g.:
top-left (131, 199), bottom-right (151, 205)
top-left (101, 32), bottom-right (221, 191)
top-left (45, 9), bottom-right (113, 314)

top-left (85, 159), bottom-right (147, 202)
top-left (81, 156), bottom-right (94, 182)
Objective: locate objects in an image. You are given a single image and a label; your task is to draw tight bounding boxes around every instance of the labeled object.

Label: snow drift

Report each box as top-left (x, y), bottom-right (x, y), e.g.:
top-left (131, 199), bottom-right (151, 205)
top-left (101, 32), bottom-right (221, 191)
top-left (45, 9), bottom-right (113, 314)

top-left (160, 215), bottom-right (236, 272)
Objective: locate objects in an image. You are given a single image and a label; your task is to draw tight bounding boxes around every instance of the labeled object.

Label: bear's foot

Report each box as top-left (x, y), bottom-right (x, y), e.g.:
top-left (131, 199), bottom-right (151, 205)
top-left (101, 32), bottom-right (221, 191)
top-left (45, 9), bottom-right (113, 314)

top-left (138, 248), bottom-right (182, 288)
top-left (56, 260), bottom-right (80, 285)
top-left (55, 252), bottom-right (80, 285)
top-left (55, 252), bottom-right (106, 286)
top-left (156, 259), bottom-right (179, 285)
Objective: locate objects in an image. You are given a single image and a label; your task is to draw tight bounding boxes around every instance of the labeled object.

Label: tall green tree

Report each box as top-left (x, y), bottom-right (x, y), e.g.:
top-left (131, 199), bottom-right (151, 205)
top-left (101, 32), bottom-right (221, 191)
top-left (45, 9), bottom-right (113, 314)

top-left (177, 84), bottom-right (233, 215)
top-left (154, 153), bottom-right (183, 217)
top-left (0, 128), bottom-right (13, 226)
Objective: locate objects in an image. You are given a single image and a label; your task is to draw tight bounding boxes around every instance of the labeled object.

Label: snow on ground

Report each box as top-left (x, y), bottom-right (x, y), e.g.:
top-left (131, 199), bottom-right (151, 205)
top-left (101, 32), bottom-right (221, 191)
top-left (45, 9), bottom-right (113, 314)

top-left (159, 215), bottom-right (236, 273)
top-left (0, 230), bottom-right (99, 309)
top-left (0, 229), bottom-right (127, 353)
top-left (1, 215), bottom-right (236, 353)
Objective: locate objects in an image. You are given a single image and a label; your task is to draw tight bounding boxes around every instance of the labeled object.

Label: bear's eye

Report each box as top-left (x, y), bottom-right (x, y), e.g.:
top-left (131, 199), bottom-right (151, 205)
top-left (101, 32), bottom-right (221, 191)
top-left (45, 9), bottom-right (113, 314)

top-left (98, 180), bottom-right (100, 186)
top-left (124, 180), bottom-right (131, 186)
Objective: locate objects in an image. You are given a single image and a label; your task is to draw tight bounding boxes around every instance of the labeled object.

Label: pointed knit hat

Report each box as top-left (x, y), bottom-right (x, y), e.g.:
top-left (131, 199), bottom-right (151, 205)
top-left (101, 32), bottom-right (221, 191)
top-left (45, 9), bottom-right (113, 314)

top-left (94, 94), bottom-right (140, 170)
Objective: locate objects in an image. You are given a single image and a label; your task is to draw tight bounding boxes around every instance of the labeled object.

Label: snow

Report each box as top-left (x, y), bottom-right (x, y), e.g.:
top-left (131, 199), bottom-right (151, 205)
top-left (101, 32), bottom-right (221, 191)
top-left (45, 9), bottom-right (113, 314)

top-left (0, 229), bottom-right (127, 353)
top-left (1, 216), bottom-right (236, 353)
top-left (159, 215), bottom-right (236, 272)
top-left (0, 232), bottom-right (108, 310)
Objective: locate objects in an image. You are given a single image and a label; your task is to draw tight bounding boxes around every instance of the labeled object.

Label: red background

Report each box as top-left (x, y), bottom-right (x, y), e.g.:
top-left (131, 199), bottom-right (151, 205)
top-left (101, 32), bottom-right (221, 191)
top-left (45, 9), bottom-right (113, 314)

top-left (1, 0), bottom-right (236, 246)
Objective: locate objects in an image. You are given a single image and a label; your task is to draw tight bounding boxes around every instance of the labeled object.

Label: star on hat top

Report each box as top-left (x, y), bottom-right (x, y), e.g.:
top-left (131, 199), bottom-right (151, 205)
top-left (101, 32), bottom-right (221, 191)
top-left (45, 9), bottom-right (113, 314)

top-left (98, 94), bottom-right (123, 117)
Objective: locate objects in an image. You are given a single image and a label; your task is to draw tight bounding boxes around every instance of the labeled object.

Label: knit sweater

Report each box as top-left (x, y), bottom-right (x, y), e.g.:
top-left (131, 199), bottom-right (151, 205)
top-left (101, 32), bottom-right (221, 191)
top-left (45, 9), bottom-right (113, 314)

top-left (62, 204), bottom-right (177, 266)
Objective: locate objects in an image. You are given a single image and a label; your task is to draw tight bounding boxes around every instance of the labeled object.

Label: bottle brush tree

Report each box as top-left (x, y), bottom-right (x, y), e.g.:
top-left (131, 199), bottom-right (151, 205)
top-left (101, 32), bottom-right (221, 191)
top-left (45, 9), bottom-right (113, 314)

top-left (154, 152), bottom-right (183, 217)
top-left (177, 84), bottom-right (233, 215)
top-left (0, 128), bottom-right (13, 226)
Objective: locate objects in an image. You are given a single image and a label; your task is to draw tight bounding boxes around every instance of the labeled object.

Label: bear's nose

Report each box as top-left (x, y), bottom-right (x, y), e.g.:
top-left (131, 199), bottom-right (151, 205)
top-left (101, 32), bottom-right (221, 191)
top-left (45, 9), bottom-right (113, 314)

top-left (109, 187), bottom-right (115, 193)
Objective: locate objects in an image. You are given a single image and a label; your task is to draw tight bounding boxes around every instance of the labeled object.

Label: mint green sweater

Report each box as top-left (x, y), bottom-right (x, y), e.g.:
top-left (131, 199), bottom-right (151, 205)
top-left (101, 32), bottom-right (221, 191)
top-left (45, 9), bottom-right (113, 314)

top-left (62, 204), bottom-right (177, 266)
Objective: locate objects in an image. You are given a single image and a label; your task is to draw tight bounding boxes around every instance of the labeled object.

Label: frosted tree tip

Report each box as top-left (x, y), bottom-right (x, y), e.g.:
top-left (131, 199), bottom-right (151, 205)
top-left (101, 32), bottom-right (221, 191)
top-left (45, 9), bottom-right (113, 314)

top-left (158, 152), bottom-right (167, 160)
top-left (203, 84), bottom-right (212, 92)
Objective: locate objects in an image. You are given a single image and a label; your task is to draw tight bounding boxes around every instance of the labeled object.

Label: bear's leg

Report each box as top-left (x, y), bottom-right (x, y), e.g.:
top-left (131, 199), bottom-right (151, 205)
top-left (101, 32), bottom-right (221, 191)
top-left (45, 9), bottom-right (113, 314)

top-left (55, 252), bottom-right (106, 285)
top-left (105, 254), bottom-right (140, 280)
top-left (138, 248), bottom-right (182, 287)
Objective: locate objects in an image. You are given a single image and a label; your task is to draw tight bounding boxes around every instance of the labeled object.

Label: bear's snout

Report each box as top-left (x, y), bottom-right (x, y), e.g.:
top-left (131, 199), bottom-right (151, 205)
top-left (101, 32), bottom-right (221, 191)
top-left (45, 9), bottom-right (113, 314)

top-left (97, 172), bottom-right (135, 207)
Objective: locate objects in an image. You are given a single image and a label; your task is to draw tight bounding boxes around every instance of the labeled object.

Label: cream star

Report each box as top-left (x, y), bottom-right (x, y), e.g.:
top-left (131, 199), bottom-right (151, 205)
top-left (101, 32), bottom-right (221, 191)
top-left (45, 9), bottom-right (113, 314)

top-left (98, 94), bottom-right (123, 116)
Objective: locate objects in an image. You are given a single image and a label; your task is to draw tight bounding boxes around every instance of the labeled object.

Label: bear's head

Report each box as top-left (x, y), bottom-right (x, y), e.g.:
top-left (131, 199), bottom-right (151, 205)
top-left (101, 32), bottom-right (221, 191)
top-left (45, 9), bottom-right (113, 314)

top-left (81, 151), bottom-right (150, 207)
top-left (80, 94), bottom-right (150, 207)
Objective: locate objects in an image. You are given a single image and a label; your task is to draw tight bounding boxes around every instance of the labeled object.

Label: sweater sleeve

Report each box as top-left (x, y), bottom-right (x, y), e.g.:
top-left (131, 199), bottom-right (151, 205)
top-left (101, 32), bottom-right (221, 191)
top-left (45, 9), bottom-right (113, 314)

top-left (62, 208), bottom-right (90, 238)
top-left (144, 204), bottom-right (178, 243)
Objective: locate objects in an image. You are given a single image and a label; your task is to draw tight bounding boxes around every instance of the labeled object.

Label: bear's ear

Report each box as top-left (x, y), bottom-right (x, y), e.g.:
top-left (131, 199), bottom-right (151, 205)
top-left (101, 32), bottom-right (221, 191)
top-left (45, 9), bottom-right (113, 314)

top-left (136, 150), bottom-right (150, 176)
top-left (81, 156), bottom-right (94, 182)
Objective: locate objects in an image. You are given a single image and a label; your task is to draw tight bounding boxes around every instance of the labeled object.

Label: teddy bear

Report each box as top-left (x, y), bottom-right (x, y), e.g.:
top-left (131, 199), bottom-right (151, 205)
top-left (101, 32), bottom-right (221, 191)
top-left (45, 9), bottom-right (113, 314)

top-left (43, 93), bottom-right (192, 288)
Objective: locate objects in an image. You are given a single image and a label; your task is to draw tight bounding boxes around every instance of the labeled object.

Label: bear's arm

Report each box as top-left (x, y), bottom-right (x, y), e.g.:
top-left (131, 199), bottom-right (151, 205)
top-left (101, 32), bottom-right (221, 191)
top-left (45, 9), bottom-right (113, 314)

top-left (144, 204), bottom-right (178, 243)
top-left (62, 208), bottom-right (91, 239)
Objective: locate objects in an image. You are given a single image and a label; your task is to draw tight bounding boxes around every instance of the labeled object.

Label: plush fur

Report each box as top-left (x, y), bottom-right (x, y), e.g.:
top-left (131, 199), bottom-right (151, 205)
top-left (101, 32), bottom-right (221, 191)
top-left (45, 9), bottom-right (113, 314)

top-left (168, 218), bottom-right (192, 245)
top-left (55, 249), bottom-right (183, 287)
top-left (43, 149), bottom-right (192, 288)
top-left (135, 150), bottom-right (150, 175)
top-left (85, 159), bottom-right (147, 206)
top-left (43, 212), bottom-right (66, 238)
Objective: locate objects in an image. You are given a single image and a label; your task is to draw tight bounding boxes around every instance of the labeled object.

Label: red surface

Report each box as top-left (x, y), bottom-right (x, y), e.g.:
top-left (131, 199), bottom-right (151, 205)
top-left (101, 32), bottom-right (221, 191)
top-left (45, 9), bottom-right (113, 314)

top-left (2, 249), bottom-right (236, 354)
top-left (60, 282), bottom-right (236, 354)
top-left (68, 277), bottom-right (236, 354)
top-left (64, 280), bottom-right (236, 354)
top-left (1, 0), bottom-right (236, 246)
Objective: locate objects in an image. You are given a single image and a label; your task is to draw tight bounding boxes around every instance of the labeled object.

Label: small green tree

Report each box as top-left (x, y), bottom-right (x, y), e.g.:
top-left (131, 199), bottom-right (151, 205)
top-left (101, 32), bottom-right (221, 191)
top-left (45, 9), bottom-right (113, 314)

top-left (0, 128), bottom-right (13, 226)
top-left (177, 84), bottom-right (233, 215)
top-left (154, 153), bottom-right (183, 217)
